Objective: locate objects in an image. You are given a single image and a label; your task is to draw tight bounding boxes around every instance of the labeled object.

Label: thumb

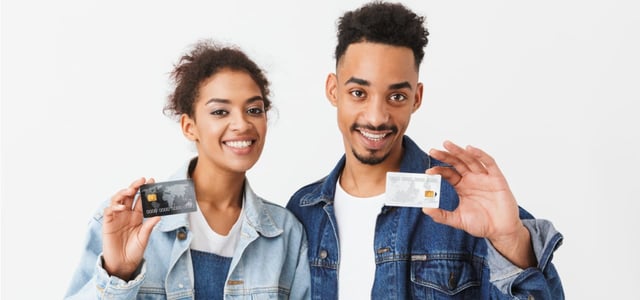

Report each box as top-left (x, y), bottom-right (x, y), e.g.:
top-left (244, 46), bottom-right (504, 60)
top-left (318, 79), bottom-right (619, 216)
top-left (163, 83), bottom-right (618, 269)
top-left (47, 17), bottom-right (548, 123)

top-left (138, 216), bottom-right (161, 243)
top-left (422, 207), bottom-right (459, 229)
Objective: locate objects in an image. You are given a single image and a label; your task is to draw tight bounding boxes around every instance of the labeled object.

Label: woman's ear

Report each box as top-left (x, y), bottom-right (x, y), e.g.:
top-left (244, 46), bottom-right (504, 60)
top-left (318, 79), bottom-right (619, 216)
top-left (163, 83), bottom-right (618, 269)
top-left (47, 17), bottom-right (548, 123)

top-left (180, 114), bottom-right (198, 142)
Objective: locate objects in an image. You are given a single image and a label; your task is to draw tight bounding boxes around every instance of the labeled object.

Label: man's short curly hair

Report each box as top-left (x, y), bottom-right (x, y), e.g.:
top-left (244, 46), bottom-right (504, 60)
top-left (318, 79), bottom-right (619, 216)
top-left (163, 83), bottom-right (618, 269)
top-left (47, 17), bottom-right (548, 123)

top-left (164, 40), bottom-right (271, 120)
top-left (335, 1), bottom-right (429, 69)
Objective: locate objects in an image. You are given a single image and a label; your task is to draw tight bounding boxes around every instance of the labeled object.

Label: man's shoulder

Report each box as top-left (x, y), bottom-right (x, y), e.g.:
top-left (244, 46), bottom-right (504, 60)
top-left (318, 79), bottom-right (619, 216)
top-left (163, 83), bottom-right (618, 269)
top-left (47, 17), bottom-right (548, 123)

top-left (286, 176), bottom-right (336, 217)
top-left (287, 176), bottom-right (327, 207)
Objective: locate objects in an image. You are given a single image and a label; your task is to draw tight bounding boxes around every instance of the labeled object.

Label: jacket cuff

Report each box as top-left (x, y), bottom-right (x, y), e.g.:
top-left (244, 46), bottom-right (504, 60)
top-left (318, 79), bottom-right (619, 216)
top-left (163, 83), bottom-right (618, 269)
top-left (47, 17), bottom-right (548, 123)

top-left (486, 219), bottom-right (563, 294)
top-left (94, 254), bottom-right (146, 298)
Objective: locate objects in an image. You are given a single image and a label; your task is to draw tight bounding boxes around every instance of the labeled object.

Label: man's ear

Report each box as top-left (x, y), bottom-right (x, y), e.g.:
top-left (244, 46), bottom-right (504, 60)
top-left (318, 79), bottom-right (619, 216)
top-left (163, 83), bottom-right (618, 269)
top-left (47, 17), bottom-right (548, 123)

top-left (180, 114), bottom-right (198, 142)
top-left (412, 82), bottom-right (424, 113)
top-left (326, 73), bottom-right (338, 107)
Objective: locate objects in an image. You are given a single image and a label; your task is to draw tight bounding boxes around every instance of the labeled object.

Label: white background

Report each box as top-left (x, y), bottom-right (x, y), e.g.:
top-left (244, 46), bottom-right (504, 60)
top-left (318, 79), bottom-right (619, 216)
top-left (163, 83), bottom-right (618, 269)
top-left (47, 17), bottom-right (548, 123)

top-left (2, 0), bottom-right (639, 298)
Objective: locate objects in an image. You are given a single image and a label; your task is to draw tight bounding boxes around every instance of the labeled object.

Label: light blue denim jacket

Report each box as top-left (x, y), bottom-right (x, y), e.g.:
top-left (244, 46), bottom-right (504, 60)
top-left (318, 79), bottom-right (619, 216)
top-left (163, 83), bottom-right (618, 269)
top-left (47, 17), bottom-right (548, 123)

top-left (287, 136), bottom-right (564, 299)
top-left (65, 160), bottom-right (311, 299)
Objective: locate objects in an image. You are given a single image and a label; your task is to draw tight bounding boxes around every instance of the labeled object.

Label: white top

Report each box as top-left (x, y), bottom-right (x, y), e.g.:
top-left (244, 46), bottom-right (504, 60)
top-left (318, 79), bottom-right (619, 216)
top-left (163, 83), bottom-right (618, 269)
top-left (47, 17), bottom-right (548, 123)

top-left (188, 199), bottom-right (244, 258)
top-left (334, 179), bottom-right (386, 299)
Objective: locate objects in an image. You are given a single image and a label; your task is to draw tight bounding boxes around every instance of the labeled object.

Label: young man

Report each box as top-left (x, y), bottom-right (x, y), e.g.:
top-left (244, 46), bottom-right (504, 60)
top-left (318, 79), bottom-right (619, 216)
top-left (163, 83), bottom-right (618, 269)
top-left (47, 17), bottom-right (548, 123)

top-left (286, 1), bottom-right (564, 299)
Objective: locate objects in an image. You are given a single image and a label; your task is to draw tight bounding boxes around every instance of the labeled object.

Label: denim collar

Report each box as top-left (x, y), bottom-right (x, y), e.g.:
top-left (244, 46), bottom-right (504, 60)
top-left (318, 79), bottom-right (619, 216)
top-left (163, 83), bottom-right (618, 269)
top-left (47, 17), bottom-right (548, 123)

top-left (155, 158), bottom-right (282, 238)
top-left (299, 135), bottom-right (436, 207)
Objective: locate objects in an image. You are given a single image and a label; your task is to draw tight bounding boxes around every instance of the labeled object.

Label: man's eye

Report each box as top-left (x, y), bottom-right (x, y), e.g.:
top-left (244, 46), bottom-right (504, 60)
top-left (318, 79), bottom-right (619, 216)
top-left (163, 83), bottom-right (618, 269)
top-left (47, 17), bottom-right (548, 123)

top-left (211, 110), bottom-right (228, 116)
top-left (350, 90), bottom-right (365, 98)
top-left (390, 94), bottom-right (407, 102)
top-left (248, 107), bottom-right (264, 115)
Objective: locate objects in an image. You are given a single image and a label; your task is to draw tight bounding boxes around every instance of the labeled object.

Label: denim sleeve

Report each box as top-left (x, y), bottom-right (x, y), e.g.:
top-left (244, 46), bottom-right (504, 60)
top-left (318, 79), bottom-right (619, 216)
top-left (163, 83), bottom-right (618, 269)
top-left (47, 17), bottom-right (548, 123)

top-left (63, 206), bottom-right (146, 300)
top-left (93, 256), bottom-right (146, 299)
top-left (288, 226), bottom-right (311, 299)
top-left (486, 219), bottom-right (564, 300)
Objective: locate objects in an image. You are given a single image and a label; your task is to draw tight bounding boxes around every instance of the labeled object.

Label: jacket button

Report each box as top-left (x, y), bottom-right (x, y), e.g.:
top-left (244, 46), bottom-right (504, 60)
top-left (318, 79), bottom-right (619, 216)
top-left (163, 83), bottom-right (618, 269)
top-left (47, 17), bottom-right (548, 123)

top-left (177, 231), bottom-right (187, 240)
top-left (448, 272), bottom-right (457, 289)
top-left (319, 249), bottom-right (328, 259)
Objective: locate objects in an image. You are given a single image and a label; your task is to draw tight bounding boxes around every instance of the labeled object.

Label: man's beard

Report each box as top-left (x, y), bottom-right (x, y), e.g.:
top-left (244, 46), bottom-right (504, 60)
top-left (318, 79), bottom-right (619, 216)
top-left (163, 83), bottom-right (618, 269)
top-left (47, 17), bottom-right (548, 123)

top-left (352, 148), bottom-right (392, 165)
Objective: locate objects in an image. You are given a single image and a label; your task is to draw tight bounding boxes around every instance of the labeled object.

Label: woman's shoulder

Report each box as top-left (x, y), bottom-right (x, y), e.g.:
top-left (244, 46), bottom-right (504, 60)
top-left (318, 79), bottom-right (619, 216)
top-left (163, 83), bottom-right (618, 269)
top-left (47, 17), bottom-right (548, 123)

top-left (255, 197), bottom-right (306, 232)
top-left (259, 198), bottom-right (298, 219)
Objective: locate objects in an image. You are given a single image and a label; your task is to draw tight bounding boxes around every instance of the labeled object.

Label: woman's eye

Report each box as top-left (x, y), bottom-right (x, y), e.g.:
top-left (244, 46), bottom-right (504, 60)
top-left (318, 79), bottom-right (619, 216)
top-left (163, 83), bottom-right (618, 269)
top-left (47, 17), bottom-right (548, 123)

top-left (247, 107), bottom-right (264, 115)
top-left (211, 110), bottom-right (228, 116)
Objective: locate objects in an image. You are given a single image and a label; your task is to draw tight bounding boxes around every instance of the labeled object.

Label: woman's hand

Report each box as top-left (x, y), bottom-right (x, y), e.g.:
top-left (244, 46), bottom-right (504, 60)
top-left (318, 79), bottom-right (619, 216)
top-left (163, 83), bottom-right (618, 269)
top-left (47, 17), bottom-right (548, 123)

top-left (102, 177), bottom-right (161, 280)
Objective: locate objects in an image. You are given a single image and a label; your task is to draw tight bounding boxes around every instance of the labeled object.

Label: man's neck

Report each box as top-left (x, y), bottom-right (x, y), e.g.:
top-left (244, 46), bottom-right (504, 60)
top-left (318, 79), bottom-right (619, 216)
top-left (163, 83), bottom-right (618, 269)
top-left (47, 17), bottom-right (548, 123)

top-left (339, 149), bottom-right (403, 198)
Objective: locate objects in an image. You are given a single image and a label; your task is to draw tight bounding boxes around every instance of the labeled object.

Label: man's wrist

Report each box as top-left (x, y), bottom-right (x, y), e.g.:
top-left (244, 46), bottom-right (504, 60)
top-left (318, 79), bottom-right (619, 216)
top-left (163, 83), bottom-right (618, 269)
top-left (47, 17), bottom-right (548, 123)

top-left (489, 225), bottom-right (537, 269)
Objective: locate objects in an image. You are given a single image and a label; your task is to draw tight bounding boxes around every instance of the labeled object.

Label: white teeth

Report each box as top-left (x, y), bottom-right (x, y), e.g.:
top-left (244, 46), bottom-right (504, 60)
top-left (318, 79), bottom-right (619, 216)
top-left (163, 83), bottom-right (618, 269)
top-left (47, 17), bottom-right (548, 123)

top-left (360, 131), bottom-right (387, 141)
top-left (225, 140), bottom-right (252, 148)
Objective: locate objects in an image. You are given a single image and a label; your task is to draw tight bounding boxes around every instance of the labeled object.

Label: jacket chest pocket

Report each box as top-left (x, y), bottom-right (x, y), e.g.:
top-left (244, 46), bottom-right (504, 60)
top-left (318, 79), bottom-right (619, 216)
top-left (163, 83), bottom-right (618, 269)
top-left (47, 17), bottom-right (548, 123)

top-left (410, 255), bottom-right (482, 299)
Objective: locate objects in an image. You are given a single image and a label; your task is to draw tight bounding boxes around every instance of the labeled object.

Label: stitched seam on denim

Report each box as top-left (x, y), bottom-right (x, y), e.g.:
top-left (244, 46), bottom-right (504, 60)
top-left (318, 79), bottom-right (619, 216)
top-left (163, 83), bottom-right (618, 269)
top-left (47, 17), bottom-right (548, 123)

top-left (310, 259), bottom-right (338, 269)
top-left (411, 280), bottom-right (481, 296)
top-left (225, 286), bottom-right (290, 295)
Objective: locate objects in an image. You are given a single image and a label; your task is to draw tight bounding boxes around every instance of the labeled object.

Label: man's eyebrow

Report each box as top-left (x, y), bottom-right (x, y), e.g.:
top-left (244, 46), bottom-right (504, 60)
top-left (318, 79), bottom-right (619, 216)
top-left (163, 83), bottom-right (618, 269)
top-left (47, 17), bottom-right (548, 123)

top-left (344, 77), bottom-right (412, 91)
top-left (389, 81), bottom-right (412, 90)
top-left (344, 77), bottom-right (370, 86)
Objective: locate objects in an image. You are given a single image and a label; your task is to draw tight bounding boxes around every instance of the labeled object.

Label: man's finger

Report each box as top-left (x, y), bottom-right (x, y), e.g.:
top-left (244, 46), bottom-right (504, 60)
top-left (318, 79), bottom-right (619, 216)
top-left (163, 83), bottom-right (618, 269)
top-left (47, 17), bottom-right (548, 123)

top-left (426, 166), bottom-right (461, 187)
top-left (422, 207), bottom-right (461, 230)
top-left (443, 140), bottom-right (486, 174)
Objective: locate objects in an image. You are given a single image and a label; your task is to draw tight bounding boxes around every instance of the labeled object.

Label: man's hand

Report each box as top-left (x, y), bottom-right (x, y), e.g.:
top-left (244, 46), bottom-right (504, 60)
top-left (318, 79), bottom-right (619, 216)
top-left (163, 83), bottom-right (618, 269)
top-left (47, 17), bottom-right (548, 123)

top-left (422, 141), bottom-right (536, 269)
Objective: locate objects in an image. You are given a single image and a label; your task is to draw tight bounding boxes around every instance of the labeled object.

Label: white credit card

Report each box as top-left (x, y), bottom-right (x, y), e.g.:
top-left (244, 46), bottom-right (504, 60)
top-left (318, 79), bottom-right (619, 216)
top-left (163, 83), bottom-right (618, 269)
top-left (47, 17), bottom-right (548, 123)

top-left (385, 172), bottom-right (441, 208)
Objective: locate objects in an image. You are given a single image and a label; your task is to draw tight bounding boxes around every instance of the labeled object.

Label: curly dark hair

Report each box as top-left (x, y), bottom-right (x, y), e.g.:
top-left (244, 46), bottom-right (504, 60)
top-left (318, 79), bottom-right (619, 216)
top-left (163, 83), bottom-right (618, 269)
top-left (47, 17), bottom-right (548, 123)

top-left (335, 1), bottom-right (429, 69)
top-left (164, 40), bottom-right (271, 120)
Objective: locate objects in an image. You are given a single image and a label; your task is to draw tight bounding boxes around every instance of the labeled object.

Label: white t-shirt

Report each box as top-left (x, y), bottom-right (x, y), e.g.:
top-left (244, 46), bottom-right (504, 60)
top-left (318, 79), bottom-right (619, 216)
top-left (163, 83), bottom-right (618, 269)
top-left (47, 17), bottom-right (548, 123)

top-left (188, 200), bottom-right (244, 257)
top-left (334, 179), bottom-right (386, 299)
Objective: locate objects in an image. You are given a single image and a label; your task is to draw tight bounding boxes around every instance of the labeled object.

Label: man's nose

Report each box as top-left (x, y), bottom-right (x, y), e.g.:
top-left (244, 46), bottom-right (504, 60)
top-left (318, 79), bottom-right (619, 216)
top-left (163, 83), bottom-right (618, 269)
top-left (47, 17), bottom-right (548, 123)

top-left (363, 96), bottom-right (389, 127)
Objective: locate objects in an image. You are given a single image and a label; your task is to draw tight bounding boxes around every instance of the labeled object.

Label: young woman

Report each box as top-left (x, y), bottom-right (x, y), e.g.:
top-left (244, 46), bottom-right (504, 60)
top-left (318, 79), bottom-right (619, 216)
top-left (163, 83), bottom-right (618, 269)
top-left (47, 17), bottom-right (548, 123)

top-left (65, 40), bottom-right (310, 299)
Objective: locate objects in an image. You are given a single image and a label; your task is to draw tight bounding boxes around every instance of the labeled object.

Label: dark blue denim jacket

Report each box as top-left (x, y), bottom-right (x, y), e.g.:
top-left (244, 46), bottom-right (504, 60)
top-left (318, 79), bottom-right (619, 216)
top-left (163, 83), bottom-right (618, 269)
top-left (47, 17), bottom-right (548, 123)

top-left (286, 136), bottom-right (564, 299)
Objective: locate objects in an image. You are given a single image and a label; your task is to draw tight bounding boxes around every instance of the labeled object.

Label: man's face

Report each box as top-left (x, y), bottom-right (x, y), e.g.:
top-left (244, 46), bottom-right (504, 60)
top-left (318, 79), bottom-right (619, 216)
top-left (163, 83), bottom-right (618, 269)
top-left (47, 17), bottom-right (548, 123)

top-left (326, 42), bottom-right (423, 166)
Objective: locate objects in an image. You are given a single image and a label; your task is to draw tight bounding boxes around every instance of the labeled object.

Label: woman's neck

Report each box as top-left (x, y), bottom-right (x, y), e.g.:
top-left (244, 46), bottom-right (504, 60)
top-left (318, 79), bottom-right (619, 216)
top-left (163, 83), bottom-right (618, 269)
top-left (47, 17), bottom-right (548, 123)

top-left (189, 157), bottom-right (245, 235)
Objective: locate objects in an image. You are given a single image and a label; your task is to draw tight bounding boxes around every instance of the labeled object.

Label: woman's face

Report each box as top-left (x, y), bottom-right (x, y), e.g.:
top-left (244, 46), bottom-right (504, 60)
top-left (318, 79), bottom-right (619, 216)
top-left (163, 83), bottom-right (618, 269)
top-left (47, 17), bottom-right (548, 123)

top-left (182, 68), bottom-right (267, 175)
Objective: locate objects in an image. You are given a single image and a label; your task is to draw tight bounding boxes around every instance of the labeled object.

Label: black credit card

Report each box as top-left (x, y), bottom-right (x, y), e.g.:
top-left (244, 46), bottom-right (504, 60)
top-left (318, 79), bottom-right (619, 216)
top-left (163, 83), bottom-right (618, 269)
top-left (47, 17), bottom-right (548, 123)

top-left (139, 179), bottom-right (197, 217)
